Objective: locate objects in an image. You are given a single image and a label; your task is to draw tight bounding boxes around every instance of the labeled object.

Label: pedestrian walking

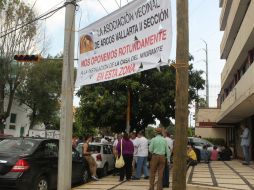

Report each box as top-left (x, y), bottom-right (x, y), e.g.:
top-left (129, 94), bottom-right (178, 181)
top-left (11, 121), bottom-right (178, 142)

top-left (82, 135), bottom-right (99, 181)
top-left (149, 128), bottom-right (170, 190)
top-left (240, 124), bottom-right (251, 165)
top-left (117, 133), bottom-right (134, 181)
top-left (132, 131), bottom-right (149, 180)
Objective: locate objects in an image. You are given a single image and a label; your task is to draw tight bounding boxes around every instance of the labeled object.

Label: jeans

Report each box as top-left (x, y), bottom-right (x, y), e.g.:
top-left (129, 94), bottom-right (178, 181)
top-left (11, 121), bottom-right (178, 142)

top-left (162, 161), bottom-right (170, 187)
top-left (242, 145), bottom-right (250, 164)
top-left (135, 156), bottom-right (149, 178)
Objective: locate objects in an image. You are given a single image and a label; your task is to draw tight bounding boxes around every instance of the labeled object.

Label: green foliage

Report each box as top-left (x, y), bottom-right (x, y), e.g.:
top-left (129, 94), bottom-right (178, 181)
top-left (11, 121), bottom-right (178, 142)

top-left (76, 63), bottom-right (205, 133)
top-left (204, 138), bottom-right (225, 146)
top-left (145, 126), bottom-right (156, 139)
top-left (0, 0), bottom-right (38, 133)
top-left (73, 122), bottom-right (98, 137)
top-left (187, 128), bottom-right (194, 137)
top-left (16, 59), bottom-right (62, 129)
top-left (166, 124), bottom-right (175, 136)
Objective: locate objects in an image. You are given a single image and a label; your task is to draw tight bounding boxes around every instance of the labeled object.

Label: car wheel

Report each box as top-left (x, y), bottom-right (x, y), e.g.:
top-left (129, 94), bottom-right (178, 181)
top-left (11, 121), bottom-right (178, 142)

top-left (102, 164), bottom-right (108, 177)
top-left (34, 176), bottom-right (48, 190)
top-left (81, 169), bottom-right (89, 184)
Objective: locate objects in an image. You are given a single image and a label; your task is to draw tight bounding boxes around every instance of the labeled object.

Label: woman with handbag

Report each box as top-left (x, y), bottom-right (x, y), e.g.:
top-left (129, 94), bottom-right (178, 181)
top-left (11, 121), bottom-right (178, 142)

top-left (116, 133), bottom-right (134, 181)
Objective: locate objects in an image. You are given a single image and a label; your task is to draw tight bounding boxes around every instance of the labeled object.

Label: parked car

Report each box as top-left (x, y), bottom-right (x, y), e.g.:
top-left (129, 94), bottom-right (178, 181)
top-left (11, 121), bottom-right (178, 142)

top-left (0, 137), bottom-right (90, 190)
top-left (0, 134), bottom-right (13, 141)
top-left (188, 137), bottom-right (215, 151)
top-left (188, 137), bottom-right (221, 161)
top-left (77, 142), bottom-right (115, 177)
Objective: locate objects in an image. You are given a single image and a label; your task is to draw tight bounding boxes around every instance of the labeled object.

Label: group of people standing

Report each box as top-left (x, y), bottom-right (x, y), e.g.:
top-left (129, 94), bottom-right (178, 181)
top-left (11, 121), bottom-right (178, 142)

top-left (113, 128), bottom-right (173, 190)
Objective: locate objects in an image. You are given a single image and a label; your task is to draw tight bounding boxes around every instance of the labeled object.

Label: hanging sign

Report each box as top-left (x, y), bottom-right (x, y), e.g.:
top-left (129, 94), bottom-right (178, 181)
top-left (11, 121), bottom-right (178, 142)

top-left (76, 0), bottom-right (172, 86)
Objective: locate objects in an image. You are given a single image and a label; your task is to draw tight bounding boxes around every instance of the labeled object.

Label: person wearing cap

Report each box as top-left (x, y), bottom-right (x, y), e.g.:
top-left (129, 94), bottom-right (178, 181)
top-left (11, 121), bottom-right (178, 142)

top-left (149, 128), bottom-right (170, 190)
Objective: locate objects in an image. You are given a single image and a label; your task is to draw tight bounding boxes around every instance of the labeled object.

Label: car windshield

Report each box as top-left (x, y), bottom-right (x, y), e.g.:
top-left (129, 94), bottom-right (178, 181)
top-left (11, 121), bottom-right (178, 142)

top-left (191, 138), bottom-right (213, 147)
top-left (89, 145), bottom-right (101, 153)
top-left (0, 139), bottom-right (36, 154)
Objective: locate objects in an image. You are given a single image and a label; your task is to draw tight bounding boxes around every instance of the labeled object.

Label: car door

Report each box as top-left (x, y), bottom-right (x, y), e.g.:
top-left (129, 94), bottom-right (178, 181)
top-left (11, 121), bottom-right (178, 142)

top-left (28, 140), bottom-right (58, 189)
top-left (102, 145), bottom-right (113, 171)
top-left (72, 148), bottom-right (85, 183)
top-left (107, 145), bottom-right (115, 170)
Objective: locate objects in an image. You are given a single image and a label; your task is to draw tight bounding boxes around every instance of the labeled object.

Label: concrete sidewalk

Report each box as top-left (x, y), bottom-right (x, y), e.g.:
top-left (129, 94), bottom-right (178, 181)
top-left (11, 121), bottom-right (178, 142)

top-left (72, 160), bottom-right (254, 190)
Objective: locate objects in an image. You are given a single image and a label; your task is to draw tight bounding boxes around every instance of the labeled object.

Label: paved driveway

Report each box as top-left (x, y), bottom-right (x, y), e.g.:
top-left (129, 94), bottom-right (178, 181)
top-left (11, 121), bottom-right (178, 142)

top-left (73, 160), bottom-right (254, 190)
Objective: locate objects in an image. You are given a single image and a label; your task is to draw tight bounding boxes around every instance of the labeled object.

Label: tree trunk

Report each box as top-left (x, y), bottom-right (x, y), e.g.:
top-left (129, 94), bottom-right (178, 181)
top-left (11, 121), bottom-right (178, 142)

top-left (0, 82), bottom-right (6, 134)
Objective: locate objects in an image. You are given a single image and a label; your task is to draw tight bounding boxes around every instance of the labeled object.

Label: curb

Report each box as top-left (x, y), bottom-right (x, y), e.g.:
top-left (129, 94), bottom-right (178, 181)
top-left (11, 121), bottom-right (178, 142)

top-left (187, 184), bottom-right (227, 190)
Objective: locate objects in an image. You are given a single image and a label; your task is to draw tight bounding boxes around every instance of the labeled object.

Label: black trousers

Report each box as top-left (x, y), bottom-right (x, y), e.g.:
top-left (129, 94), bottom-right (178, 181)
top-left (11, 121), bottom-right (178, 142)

top-left (120, 155), bottom-right (133, 181)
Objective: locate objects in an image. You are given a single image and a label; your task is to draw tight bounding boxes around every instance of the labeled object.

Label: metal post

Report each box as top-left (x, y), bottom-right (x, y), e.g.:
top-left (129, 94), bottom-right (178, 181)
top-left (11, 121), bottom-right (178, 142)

top-left (202, 40), bottom-right (209, 107)
top-left (172, 0), bottom-right (189, 189)
top-left (57, 1), bottom-right (75, 190)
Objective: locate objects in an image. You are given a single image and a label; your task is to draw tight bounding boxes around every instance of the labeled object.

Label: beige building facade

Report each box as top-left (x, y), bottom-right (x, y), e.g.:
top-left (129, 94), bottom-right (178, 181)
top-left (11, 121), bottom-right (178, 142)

top-left (196, 0), bottom-right (254, 160)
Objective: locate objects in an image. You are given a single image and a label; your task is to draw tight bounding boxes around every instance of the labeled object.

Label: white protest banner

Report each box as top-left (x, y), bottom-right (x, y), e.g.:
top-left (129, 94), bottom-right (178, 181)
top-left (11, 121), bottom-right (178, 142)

top-left (76, 0), bottom-right (172, 86)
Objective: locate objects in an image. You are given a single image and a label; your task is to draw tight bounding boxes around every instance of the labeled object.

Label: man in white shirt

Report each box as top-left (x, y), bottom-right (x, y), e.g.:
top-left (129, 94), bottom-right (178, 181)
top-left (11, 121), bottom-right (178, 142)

top-left (132, 131), bottom-right (149, 180)
top-left (165, 133), bottom-right (173, 151)
top-left (100, 135), bottom-right (109, 144)
top-left (163, 131), bottom-right (173, 187)
top-left (130, 131), bottom-right (138, 172)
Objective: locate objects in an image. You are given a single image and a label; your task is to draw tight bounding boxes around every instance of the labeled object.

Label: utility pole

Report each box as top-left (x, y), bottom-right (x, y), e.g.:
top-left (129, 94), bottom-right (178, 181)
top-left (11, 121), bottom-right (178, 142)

top-left (202, 40), bottom-right (209, 107)
top-left (126, 88), bottom-right (131, 133)
top-left (172, 0), bottom-right (189, 190)
top-left (57, 0), bottom-right (75, 190)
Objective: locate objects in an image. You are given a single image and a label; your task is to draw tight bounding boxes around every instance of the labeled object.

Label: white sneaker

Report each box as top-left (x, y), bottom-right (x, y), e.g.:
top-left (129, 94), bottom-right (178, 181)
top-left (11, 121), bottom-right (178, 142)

top-left (91, 176), bottom-right (99, 181)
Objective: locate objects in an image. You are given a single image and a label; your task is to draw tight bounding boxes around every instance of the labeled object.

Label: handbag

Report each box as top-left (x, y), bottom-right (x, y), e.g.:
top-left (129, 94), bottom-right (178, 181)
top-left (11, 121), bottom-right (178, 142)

top-left (115, 140), bottom-right (125, 168)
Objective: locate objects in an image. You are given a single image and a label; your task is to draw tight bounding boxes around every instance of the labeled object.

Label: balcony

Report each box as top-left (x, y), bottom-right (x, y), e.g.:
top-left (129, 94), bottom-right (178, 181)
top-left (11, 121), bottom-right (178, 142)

top-left (217, 62), bottom-right (254, 123)
top-left (220, 0), bottom-right (251, 59)
top-left (219, 0), bottom-right (224, 8)
top-left (221, 0), bottom-right (254, 88)
top-left (220, 0), bottom-right (232, 31)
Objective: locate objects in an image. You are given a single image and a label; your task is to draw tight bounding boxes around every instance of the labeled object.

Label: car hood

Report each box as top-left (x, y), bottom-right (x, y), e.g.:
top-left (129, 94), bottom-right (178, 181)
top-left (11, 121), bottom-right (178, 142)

top-left (0, 152), bottom-right (22, 175)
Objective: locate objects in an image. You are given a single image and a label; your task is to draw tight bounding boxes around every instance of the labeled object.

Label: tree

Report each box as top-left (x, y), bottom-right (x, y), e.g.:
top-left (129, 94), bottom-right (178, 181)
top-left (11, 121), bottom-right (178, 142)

top-left (76, 63), bottom-right (205, 133)
top-left (16, 58), bottom-right (62, 129)
top-left (0, 0), bottom-right (39, 133)
top-left (0, 0), bottom-right (6, 10)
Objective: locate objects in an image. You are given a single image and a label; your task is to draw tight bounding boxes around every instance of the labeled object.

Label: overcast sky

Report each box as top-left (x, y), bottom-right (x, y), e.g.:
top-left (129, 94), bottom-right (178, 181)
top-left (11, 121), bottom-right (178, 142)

top-left (26, 0), bottom-right (225, 108)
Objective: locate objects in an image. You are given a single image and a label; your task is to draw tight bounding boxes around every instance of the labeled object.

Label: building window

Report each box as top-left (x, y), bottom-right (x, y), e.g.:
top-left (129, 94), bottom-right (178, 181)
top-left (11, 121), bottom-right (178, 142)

top-left (9, 125), bottom-right (16, 130)
top-left (10, 113), bottom-right (17, 124)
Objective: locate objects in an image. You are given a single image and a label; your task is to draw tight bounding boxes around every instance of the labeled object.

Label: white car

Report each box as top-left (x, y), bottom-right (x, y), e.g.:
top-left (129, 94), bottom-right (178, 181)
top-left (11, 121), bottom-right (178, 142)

top-left (77, 142), bottom-right (115, 177)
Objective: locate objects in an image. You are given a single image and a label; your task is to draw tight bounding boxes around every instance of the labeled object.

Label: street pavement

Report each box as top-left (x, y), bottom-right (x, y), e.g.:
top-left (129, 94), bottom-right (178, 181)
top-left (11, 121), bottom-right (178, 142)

top-left (72, 160), bottom-right (254, 190)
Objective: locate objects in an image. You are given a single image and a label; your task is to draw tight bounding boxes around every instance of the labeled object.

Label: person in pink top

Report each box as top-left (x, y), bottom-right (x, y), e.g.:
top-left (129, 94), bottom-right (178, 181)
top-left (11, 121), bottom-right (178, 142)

top-left (210, 146), bottom-right (218, 161)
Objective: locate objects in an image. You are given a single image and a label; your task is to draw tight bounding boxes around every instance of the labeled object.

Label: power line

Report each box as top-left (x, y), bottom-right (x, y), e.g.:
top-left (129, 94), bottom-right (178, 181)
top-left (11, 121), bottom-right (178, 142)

top-left (97, 0), bottom-right (109, 14)
top-left (114, 0), bottom-right (120, 8)
top-left (0, 0), bottom-right (65, 35)
top-left (0, 1), bottom-right (75, 39)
